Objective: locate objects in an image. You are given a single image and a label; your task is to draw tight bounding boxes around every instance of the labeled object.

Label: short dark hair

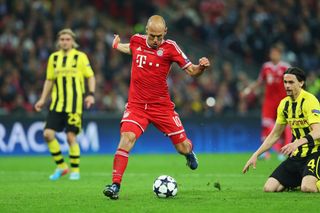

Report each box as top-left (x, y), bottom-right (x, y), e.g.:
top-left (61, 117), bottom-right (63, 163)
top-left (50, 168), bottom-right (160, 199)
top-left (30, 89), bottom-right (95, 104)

top-left (284, 67), bottom-right (306, 88)
top-left (271, 43), bottom-right (284, 53)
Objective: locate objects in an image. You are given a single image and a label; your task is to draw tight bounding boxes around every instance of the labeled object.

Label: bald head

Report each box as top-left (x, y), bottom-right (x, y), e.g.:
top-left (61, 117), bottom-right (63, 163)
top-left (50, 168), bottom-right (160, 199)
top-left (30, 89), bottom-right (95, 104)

top-left (146, 15), bottom-right (167, 49)
top-left (146, 15), bottom-right (166, 31)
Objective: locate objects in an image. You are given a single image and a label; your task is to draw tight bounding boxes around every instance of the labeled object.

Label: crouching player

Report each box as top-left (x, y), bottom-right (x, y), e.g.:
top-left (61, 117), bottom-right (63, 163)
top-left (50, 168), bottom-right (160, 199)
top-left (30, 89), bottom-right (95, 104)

top-left (243, 67), bottom-right (320, 192)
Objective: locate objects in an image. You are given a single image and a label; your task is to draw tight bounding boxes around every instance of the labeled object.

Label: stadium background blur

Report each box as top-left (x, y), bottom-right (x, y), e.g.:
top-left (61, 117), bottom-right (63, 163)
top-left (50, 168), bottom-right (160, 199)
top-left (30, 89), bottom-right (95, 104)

top-left (1, 0), bottom-right (320, 117)
top-left (2, 2), bottom-right (320, 211)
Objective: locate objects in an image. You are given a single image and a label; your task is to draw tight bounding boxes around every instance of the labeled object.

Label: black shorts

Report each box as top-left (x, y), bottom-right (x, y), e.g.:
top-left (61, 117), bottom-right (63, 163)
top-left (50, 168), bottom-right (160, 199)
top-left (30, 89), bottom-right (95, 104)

top-left (45, 111), bottom-right (82, 134)
top-left (270, 152), bottom-right (320, 188)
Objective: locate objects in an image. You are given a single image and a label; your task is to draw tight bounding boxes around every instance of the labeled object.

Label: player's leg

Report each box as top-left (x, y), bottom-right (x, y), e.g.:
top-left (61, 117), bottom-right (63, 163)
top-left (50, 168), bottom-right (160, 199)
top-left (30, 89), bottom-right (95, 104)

top-left (65, 113), bottom-right (82, 180)
top-left (264, 177), bottom-right (285, 192)
top-left (151, 109), bottom-right (198, 170)
top-left (112, 128), bottom-right (139, 184)
top-left (104, 107), bottom-right (148, 200)
top-left (174, 137), bottom-right (198, 170)
top-left (301, 176), bottom-right (318, 192)
top-left (267, 158), bottom-right (301, 192)
top-left (301, 153), bottom-right (320, 192)
top-left (44, 111), bottom-right (69, 180)
top-left (103, 125), bottom-right (141, 200)
top-left (66, 132), bottom-right (80, 180)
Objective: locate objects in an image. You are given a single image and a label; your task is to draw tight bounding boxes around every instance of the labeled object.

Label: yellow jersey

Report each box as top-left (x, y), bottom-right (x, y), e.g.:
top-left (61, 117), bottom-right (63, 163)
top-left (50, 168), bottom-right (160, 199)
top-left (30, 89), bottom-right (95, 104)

top-left (46, 49), bottom-right (94, 114)
top-left (276, 89), bottom-right (320, 158)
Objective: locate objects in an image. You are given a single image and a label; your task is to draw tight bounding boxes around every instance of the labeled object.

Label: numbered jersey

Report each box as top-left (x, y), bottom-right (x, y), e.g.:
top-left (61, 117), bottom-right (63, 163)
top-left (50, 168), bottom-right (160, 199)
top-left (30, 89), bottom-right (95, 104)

top-left (128, 34), bottom-right (192, 105)
top-left (46, 49), bottom-right (94, 114)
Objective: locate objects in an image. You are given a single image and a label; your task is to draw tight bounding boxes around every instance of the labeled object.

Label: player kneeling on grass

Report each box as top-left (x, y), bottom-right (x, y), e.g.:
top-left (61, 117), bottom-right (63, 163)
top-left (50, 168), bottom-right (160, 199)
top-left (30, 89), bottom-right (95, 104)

top-left (243, 67), bottom-right (320, 192)
top-left (102, 15), bottom-right (210, 200)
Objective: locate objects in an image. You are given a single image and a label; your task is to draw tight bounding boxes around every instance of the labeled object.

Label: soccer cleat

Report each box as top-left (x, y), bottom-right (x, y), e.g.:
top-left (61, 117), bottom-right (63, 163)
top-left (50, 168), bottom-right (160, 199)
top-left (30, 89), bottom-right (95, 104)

top-left (69, 172), bottom-right (80, 180)
top-left (103, 183), bottom-right (120, 200)
top-left (49, 168), bottom-right (69, 181)
top-left (185, 151), bottom-right (198, 170)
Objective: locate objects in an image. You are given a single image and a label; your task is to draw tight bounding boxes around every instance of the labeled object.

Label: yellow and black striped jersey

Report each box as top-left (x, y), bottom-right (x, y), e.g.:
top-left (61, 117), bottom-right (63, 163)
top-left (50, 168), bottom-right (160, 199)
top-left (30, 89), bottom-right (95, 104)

top-left (276, 89), bottom-right (320, 158)
top-left (46, 49), bottom-right (94, 114)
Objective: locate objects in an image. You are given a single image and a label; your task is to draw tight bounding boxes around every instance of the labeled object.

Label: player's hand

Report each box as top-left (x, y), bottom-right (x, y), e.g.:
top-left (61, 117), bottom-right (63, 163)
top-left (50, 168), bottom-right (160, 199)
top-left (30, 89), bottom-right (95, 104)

top-left (280, 141), bottom-right (298, 157)
top-left (199, 57), bottom-right (210, 68)
top-left (85, 95), bottom-right (95, 109)
top-left (34, 99), bottom-right (45, 112)
top-left (112, 34), bottom-right (121, 49)
top-left (242, 154), bottom-right (258, 174)
top-left (240, 87), bottom-right (251, 98)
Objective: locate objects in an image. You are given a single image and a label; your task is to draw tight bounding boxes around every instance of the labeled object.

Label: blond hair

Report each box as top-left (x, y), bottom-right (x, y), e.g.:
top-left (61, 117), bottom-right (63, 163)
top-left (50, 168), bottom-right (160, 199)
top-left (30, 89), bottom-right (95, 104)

top-left (56, 28), bottom-right (79, 49)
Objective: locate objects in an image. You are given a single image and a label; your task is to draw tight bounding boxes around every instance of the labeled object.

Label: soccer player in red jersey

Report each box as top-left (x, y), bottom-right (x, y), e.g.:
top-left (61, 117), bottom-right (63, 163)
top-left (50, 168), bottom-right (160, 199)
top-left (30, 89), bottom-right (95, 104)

top-left (103, 15), bottom-right (210, 200)
top-left (242, 45), bottom-right (291, 160)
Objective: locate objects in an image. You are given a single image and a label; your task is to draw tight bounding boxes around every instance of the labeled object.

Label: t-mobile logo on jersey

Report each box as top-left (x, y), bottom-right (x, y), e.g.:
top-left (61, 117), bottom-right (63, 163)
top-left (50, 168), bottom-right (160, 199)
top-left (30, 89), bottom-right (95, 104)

top-left (136, 54), bottom-right (147, 68)
top-left (136, 54), bottom-right (160, 68)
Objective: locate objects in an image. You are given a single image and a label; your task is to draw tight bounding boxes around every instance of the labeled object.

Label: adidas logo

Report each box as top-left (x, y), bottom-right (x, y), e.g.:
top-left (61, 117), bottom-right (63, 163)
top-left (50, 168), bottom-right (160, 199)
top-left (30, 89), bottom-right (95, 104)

top-left (136, 47), bottom-right (142, 51)
top-left (179, 134), bottom-right (184, 139)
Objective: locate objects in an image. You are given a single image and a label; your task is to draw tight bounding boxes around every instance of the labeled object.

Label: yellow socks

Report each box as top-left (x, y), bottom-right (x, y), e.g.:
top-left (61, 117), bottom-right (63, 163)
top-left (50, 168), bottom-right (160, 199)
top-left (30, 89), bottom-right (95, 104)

top-left (69, 143), bottom-right (80, 173)
top-left (316, 180), bottom-right (320, 192)
top-left (48, 139), bottom-right (80, 173)
top-left (48, 139), bottom-right (68, 169)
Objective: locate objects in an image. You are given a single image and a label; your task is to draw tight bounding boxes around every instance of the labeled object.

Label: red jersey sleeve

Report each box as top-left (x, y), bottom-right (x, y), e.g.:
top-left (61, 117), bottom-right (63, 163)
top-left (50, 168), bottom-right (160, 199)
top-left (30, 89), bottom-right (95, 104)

top-left (166, 40), bottom-right (192, 69)
top-left (129, 34), bottom-right (137, 51)
top-left (258, 63), bottom-right (267, 83)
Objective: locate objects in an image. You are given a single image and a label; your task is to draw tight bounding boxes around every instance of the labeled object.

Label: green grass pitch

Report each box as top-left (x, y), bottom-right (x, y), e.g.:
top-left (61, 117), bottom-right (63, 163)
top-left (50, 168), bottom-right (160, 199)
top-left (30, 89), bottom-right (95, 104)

top-left (0, 154), bottom-right (319, 213)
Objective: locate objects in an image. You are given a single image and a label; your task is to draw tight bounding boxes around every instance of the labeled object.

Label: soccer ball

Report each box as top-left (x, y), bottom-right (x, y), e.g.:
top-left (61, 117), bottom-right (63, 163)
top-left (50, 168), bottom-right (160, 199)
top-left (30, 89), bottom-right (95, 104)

top-left (153, 175), bottom-right (178, 198)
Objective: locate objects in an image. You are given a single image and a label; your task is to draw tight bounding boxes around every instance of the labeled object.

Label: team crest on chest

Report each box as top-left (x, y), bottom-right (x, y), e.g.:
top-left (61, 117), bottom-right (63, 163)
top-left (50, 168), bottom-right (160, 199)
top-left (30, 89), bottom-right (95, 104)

top-left (157, 49), bottom-right (164, 56)
top-left (123, 110), bottom-right (130, 118)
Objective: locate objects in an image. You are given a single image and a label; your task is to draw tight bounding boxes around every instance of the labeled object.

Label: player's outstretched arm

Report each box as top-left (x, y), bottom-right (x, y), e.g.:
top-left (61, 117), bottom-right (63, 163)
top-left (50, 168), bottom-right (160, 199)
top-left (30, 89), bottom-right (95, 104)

top-left (241, 80), bottom-right (261, 98)
top-left (281, 123), bottom-right (320, 157)
top-left (185, 57), bottom-right (210, 77)
top-left (242, 123), bottom-right (286, 174)
top-left (34, 80), bottom-right (54, 112)
top-left (112, 34), bottom-right (131, 55)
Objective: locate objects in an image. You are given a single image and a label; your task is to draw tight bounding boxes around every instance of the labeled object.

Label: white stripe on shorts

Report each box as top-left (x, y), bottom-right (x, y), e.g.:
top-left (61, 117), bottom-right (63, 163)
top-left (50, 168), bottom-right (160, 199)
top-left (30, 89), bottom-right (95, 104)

top-left (121, 119), bottom-right (145, 132)
top-left (167, 129), bottom-right (185, 136)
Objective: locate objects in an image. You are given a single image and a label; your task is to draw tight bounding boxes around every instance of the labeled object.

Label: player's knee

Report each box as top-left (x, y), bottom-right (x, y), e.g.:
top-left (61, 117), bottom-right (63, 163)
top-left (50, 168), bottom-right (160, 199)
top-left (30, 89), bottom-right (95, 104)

top-left (119, 132), bottom-right (137, 149)
top-left (66, 133), bottom-right (77, 145)
top-left (43, 129), bottom-right (55, 142)
top-left (263, 186), bottom-right (276, 192)
top-left (301, 184), bottom-right (318, 193)
top-left (263, 182), bottom-right (278, 192)
top-left (264, 178), bottom-right (284, 192)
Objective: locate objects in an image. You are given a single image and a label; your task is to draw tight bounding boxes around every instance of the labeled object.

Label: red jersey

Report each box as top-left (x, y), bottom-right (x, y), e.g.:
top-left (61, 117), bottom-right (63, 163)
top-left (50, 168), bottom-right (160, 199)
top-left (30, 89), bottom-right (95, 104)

top-left (258, 61), bottom-right (290, 118)
top-left (128, 34), bottom-right (192, 106)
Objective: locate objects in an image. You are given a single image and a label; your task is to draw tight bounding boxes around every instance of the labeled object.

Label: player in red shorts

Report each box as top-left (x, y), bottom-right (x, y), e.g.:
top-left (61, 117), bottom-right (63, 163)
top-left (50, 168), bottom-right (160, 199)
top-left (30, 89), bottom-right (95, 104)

top-left (103, 15), bottom-right (210, 200)
top-left (242, 44), bottom-right (291, 160)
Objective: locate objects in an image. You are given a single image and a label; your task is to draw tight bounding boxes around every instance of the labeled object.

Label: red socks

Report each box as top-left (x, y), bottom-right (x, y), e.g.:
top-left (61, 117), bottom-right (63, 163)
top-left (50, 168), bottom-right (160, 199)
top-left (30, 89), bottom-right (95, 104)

top-left (112, 148), bottom-right (129, 184)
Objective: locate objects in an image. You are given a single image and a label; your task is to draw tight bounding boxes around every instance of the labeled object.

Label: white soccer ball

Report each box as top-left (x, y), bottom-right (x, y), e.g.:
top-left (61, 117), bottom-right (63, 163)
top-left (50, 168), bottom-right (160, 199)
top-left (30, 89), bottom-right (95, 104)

top-left (153, 175), bottom-right (178, 198)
